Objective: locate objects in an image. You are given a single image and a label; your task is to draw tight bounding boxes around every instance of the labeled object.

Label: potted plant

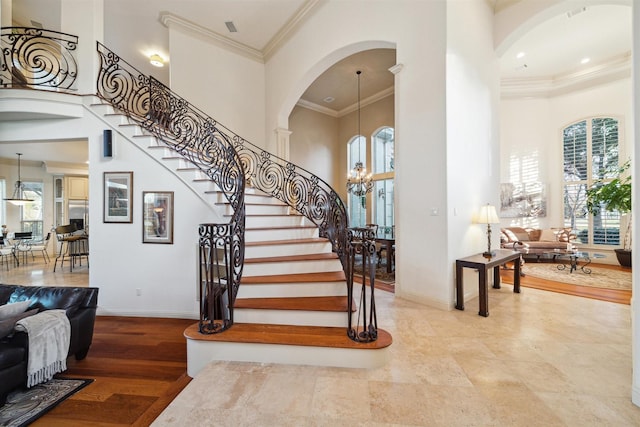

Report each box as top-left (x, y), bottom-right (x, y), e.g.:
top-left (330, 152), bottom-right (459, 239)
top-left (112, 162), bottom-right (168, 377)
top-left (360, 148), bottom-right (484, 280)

top-left (585, 160), bottom-right (632, 267)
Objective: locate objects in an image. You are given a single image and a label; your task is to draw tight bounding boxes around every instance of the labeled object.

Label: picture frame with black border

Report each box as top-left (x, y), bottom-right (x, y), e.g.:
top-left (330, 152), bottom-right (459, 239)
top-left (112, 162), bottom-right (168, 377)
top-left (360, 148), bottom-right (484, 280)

top-left (103, 171), bottom-right (133, 223)
top-left (142, 191), bottom-right (174, 244)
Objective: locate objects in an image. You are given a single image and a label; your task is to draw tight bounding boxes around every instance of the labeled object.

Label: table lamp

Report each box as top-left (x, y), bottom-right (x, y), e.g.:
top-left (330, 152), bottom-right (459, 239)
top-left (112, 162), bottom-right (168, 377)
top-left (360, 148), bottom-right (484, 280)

top-left (476, 204), bottom-right (500, 258)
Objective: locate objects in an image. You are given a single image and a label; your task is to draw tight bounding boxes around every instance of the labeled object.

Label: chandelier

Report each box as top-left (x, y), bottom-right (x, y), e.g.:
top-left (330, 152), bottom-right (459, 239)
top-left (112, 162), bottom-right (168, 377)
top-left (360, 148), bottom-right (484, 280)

top-left (4, 153), bottom-right (34, 206)
top-left (346, 70), bottom-right (373, 197)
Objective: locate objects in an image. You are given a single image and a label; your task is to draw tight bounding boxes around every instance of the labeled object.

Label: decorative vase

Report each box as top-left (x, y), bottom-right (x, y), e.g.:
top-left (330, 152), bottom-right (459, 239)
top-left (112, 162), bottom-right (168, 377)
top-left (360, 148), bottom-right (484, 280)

top-left (614, 249), bottom-right (632, 268)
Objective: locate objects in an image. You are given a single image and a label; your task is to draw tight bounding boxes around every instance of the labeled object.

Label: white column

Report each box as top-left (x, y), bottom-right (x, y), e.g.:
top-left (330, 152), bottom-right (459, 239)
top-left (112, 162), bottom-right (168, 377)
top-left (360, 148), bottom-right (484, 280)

top-left (274, 127), bottom-right (292, 161)
top-left (631, 0), bottom-right (640, 409)
top-left (61, 0), bottom-right (104, 95)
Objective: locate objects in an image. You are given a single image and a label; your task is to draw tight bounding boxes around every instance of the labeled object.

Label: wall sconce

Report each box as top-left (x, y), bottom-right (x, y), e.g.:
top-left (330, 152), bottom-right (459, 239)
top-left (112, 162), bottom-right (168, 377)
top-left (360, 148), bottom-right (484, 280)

top-left (149, 54), bottom-right (164, 67)
top-left (474, 203), bottom-right (500, 258)
top-left (103, 129), bottom-right (113, 157)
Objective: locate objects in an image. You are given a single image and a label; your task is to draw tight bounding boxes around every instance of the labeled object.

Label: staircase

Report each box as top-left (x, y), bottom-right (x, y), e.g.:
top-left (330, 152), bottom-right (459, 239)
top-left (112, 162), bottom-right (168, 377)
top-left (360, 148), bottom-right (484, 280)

top-left (88, 98), bottom-right (392, 376)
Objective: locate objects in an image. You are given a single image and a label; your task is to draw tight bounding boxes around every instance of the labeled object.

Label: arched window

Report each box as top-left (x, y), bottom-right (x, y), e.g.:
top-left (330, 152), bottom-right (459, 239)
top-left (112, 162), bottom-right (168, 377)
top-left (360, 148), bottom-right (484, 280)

top-left (563, 117), bottom-right (622, 246)
top-left (347, 135), bottom-right (367, 227)
top-left (372, 127), bottom-right (394, 231)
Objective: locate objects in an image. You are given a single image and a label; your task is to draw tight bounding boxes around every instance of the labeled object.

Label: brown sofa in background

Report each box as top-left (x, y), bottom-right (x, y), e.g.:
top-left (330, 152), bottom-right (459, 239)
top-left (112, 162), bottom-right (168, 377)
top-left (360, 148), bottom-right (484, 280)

top-left (501, 227), bottom-right (576, 259)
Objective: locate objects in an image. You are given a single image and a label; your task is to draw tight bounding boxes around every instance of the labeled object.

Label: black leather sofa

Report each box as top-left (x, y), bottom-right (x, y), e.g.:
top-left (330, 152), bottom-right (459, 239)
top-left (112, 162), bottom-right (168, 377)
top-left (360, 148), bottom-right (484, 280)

top-left (0, 284), bottom-right (99, 405)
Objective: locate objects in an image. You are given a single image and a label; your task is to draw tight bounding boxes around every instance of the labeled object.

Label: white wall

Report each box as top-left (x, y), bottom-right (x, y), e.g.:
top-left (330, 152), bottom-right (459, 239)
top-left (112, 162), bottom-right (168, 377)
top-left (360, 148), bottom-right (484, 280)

top-left (631, 0), bottom-right (639, 409)
top-left (446, 0), bottom-right (501, 302)
top-left (0, 99), bottom-right (221, 318)
top-left (168, 28), bottom-right (266, 148)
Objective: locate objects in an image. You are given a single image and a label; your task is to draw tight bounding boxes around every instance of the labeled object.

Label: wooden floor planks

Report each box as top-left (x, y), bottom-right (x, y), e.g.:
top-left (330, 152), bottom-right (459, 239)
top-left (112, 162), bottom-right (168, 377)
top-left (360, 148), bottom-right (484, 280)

top-left (32, 316), bottom-right (195, 427)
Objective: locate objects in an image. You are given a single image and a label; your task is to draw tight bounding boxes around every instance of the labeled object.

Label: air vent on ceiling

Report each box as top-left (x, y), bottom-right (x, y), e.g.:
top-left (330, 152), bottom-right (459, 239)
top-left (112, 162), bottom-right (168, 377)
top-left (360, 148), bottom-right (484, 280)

top-left (566, 7), bottom-right (586, 18)
top-left (225, 21), bottom-right (238, 33)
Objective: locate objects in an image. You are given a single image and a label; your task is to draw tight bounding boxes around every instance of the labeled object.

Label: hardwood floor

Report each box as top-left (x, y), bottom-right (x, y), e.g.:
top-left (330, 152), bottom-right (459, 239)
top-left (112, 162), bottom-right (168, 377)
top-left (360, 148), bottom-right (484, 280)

top-left (500, 261), bottom-right (632, 305)
top-left (33, 316), bottom-right (195, 427)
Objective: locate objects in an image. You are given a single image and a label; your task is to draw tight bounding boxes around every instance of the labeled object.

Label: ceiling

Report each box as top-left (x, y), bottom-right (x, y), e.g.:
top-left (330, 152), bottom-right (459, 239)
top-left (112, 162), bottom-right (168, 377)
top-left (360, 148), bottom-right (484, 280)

top-left (2, 0), bottom-right (632, 164)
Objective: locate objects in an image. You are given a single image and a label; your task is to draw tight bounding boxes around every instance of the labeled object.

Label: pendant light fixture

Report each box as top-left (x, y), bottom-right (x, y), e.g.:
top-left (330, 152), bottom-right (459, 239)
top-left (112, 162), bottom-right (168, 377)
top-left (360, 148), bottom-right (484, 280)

top-left (4, 153), bottom-right (34, 206)
top-left (346, 70), bottom-right (373, 197)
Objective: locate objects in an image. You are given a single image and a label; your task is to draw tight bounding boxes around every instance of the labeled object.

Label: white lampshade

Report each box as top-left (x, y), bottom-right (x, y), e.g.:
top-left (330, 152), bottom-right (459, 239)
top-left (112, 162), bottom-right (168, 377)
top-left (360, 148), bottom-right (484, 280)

top-left (476, 204), bottom-right (500, 224)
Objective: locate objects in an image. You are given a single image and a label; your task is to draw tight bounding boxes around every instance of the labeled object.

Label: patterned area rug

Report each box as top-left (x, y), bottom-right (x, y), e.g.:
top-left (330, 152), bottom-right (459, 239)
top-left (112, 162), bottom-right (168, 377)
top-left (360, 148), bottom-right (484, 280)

top-left (354, 260), bottom-right (395, 285)
top-left (0, 377), bottom-right (92, 427)
top-left (523, 263), bottom-right (631, 290)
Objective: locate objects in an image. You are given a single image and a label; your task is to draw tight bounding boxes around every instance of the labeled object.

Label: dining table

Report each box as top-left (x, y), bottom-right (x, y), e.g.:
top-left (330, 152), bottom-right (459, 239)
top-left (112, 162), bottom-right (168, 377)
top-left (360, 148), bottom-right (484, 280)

top-left (375, 228), bottom-right (395, 273)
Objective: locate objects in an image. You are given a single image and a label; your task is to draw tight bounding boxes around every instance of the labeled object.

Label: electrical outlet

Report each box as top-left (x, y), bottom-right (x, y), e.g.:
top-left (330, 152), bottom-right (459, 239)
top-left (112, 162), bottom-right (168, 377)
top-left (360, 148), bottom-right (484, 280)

top-left (136, 288), bottom-right (142, 296)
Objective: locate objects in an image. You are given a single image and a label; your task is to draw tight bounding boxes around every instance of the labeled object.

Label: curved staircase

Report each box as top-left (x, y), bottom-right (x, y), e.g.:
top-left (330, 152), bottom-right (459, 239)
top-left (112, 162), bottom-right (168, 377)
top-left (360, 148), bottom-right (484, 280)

top-left (87, 99), bottom-right (391, 376)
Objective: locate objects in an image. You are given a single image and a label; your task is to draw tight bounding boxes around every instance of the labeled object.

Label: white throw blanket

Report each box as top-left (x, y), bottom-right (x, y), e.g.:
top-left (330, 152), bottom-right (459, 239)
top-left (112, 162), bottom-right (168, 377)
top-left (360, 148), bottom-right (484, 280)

top-left (15, 309), bottom-right (71, 387)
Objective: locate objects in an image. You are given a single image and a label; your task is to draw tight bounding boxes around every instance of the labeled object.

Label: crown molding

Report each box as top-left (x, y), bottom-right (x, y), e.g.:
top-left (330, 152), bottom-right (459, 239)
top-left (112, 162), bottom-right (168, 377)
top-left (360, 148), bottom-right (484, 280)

top-left (160, 0), bottom-right (322, 64)
top-left (160, 12), bottom-right (264, 63)
top-left (296, 87), bottom-right (395, 118)
top-left (296, 99), bottom-right (339, 117)
top-left (263, 0), bottom-right (325, 61)
top-left (501, 52), bottom-right (632, 99)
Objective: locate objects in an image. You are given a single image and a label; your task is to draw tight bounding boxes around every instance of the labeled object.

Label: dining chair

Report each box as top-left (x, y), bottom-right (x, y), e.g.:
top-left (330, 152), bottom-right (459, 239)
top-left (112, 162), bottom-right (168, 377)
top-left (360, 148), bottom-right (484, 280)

top-left (13, 231), bottom-right (33, 265)
top-left (25, 232), bottom-right (52, 263)
top-left (0, 237), bottom-right (16, 270)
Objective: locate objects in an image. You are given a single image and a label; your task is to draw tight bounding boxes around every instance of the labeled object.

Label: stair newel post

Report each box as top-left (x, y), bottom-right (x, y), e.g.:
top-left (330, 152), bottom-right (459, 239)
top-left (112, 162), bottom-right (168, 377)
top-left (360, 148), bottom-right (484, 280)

top-left (346, 229), bottom-right (356, 336)
top-left (198, 223), bottom-right (233, 334)
top-left (347, 227), bottom-right (378, 343)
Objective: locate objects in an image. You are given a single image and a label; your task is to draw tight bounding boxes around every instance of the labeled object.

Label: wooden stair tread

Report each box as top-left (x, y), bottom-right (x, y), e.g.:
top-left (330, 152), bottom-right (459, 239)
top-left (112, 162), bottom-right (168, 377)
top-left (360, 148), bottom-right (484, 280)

top-left (242, 271), bottom-right (346, 284)
top-left (245, 253), bottom-right (338, 263)
top-left (224, 213), bottom-right (303, 217)
top-left (184, 322), bottom-right (392, 349)
top-left (234, 296), bottom-right (350, 312)
top-left (246, 237), bottom-right (329, 247)
top-left (246, 225), bottom-right (317, 230)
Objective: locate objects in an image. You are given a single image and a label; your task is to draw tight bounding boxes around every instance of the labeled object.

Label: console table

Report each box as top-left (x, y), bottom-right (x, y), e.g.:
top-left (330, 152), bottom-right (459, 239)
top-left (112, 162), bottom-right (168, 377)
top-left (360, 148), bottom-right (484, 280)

top-left (455, 249), bottom-right (521, 317)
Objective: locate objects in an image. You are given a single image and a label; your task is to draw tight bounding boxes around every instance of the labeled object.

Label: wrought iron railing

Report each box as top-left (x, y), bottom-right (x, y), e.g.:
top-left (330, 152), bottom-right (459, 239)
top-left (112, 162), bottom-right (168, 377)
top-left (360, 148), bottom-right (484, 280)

top-left (94, 43), bottom-right (363, 338)
top-left (347, 228), bottom-right (378, 342)
top-left (0, 27), bottom-right (78, 90)
top-left (96, 42), bottom-right (245, 334)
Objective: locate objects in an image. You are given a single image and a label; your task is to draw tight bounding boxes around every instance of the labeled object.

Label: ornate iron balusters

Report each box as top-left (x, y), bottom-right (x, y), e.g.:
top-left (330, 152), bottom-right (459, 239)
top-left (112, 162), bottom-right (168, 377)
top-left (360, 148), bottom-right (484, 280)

top-left (1, 27), bottom-right (78, 89)
top-left (199, 223), bottom-right (245, 333)
top-left (347, 228), bottom-right (378, 342)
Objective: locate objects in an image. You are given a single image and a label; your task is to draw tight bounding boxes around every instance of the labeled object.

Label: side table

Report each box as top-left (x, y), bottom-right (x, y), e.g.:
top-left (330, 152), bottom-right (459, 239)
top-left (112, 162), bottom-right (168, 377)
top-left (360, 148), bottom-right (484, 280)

top-left (455, 249), bottom-right (521, 317)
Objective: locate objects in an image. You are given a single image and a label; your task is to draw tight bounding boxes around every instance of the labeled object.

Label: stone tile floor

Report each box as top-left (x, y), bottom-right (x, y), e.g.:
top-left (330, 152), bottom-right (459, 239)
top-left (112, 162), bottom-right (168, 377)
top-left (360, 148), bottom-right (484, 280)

top-left (154, 285), bottom-right (640, 426)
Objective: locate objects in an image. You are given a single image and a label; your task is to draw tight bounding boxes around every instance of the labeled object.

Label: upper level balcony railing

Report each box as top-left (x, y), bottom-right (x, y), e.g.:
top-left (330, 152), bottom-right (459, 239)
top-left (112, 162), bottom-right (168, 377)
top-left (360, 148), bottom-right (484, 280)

top-left (0, 27), bottom-right (78, 90)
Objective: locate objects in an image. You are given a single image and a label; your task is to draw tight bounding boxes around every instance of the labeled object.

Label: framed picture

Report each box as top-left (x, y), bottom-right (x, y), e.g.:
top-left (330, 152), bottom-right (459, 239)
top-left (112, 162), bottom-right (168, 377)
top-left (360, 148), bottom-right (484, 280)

top-left (142, 191), bottom-right (174, 244)
top-left (103, 172), bottom-right (133, 223)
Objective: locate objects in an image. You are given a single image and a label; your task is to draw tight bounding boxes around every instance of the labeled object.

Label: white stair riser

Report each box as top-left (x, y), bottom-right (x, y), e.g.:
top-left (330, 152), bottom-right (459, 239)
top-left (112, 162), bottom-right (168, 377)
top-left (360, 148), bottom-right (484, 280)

top-left (245, 215), bottom-right (305, 228)
top-left (236, 282), bottom-right (347, 299)
top-left (243, 259), bottom-right (342, 276)
top-left (245, 241), bottom-right (332, 258)
top-left (245, 227), bottom-right (318, 242)
top-left (186, 340), bottom-right (390, 377)
top-left (102, 113), bottom-right (130, 128)
top-left (210, 191), bottom-right (290, 206)
top-left (218, 204), bottom-right (290, 215)
top-left (234, 308), bottom-right (347, 327)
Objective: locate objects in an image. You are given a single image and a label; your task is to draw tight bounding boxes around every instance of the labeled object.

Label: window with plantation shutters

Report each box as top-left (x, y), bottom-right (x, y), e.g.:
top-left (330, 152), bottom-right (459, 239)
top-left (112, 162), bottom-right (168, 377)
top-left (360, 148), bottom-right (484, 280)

top-left (563, 117), bottom-right (621, 246)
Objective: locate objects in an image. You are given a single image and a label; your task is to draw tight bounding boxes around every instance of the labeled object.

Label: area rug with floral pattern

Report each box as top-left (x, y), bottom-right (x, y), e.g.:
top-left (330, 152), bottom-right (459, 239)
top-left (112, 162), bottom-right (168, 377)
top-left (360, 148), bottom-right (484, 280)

top-left (523, 263), bottom-right (631, 290)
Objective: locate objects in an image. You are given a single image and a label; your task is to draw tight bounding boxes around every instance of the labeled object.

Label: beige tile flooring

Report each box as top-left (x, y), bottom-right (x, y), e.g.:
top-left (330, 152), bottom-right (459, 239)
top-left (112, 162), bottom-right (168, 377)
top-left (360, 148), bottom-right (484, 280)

top-left (3, 258), bottom-right (639, 426)
top-left (154, 285), bottom-right (640, 426)
top-left (0, 254), bottom-right (89, 287)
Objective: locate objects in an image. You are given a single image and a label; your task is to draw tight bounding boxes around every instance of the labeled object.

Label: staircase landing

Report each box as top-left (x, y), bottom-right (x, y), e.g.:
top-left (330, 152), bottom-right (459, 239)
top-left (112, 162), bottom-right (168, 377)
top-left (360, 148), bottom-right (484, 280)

top-left (184, 323), bottom-right (392, 376)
